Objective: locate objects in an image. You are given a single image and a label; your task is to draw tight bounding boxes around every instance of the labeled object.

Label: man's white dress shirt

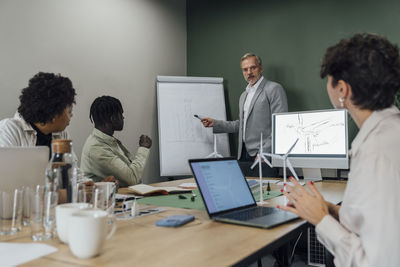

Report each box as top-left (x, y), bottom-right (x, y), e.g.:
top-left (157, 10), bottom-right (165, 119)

top-left (243, 76), bottom-right (264, 141)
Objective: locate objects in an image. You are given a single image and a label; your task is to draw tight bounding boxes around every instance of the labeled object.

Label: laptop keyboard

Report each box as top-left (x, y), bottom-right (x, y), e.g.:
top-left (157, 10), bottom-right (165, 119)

top-left (221, 206), bottom-right (278, 221)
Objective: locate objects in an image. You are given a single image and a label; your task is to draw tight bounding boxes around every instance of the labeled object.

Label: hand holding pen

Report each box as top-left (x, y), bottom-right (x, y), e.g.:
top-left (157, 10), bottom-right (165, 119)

top-left (194, 114), bottom-right (214, 127)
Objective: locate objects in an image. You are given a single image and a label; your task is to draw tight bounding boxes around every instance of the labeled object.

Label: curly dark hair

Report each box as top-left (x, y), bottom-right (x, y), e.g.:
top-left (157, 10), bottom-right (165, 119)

top-left (320, 33), bottom-right (400, 110)
top-left (17, 72), bottom-right (76, 124)
top-left (89, 96), bottom-right (123, 127)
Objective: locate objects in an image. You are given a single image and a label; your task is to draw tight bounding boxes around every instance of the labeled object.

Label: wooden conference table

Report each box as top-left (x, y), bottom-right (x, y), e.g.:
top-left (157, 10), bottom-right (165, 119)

top-left (3, 178), bottom-right (347, 267)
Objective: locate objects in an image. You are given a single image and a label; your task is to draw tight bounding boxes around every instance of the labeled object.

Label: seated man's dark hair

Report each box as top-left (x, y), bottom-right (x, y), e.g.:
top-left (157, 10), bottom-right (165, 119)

top-left (90, 96), bottom-right (123, 127)
top-left (18, 72), bottom-right (76, 124)
top-left (320, 33), bottom-right (400, 110)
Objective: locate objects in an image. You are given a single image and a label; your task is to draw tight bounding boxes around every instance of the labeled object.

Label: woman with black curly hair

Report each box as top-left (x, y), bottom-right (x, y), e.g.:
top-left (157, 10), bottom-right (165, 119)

top-left (0, 72), bottom-right (76, 155)
top-left (279, 33), bottom-right (400, 266)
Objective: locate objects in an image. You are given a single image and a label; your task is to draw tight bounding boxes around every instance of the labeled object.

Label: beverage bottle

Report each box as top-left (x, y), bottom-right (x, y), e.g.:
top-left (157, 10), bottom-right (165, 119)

top-left (45, 139), bottom-right (77, 203)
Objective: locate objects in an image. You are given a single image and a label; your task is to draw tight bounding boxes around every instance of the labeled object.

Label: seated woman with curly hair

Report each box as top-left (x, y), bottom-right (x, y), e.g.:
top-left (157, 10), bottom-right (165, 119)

top-left (0, 72), bottom-right (76, 154)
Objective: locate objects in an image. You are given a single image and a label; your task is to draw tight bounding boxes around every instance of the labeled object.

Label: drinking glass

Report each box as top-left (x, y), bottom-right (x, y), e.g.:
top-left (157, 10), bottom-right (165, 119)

top-left (30, 186), bottom-right (58, 241)
top-left (94, 182), bottom-right (116, 215)
top-left (0, 189), bottom-right (23, 235)
top-left (75, 183), bottom-right (104, 209)
top-left (22, 186), bottom-right (33, 226)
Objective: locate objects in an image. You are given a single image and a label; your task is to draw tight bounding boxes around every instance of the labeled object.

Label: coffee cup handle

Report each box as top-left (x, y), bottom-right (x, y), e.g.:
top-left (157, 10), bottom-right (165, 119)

top-left (106, 215), bottom-right (117, 240)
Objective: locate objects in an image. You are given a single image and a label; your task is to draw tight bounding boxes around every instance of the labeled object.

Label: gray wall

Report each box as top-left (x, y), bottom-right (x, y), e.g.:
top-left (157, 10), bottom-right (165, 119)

top-left (0, 0), bottom-right (187, 183)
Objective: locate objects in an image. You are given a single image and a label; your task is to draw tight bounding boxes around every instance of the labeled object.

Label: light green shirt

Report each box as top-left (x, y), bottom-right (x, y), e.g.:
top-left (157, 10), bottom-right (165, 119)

top-left (80, 128), bottom-right (150, 187)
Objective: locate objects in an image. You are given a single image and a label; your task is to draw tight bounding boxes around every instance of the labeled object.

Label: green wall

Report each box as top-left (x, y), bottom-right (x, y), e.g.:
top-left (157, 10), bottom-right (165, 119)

top-left (187, 0), bottom-right (400, 155)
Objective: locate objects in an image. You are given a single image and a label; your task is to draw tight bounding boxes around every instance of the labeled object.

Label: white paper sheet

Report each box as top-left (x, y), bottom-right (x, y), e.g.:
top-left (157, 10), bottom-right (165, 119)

top-left (0, 242), bottom-right (57, 267)
top-left (115, 193), bottom-right (143, 200)
top-left (178, 183), bottom-right (197, 188)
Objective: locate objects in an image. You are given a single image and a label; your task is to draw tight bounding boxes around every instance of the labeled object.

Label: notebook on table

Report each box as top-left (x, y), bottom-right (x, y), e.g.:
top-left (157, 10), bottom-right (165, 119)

top-left (189, 157), bottom-right (298, 229)
top-left (0, 146), bottom-right (49, 192)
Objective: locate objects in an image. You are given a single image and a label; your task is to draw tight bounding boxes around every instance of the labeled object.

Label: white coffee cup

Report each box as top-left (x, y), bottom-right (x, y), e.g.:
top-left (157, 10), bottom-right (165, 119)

top-left (68, 209), bottom-right (116, 259)
top-left (56, 203), bottom-right (91, 243)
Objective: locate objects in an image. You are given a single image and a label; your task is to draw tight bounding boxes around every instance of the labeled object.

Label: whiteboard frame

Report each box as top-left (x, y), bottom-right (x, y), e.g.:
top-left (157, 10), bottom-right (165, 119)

top-left (157, 75), bottom-right (230, 177)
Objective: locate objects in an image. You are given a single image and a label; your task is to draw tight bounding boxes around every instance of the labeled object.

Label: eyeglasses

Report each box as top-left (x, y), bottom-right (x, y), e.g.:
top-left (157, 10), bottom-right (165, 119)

top-left (242, 66), bottom-right (259, 72)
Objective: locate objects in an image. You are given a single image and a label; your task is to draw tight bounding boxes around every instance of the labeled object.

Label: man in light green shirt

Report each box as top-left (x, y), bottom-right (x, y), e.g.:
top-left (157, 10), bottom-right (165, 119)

top-left (81, 96), bottom-right (152, 187)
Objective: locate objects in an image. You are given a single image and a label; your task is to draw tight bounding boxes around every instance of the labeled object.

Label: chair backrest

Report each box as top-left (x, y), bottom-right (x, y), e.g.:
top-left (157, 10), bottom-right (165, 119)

top-left (0, 146), bottom-right (49, 192)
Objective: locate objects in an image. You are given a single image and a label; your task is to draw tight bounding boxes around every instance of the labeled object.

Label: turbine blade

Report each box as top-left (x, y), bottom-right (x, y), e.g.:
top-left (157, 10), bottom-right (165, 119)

top-left (250, 158), bottom-right (259, 169)
top-left (285, 138), bottom-right (299, 157)
top-left (286, 159), bottom-right (299, 180)
top-left (261, 155), bottom-right (273, 168)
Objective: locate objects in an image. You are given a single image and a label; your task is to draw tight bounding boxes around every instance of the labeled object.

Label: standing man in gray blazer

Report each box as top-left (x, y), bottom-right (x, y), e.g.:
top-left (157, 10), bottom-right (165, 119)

top-left (201, 53), bottom-right (288, 174)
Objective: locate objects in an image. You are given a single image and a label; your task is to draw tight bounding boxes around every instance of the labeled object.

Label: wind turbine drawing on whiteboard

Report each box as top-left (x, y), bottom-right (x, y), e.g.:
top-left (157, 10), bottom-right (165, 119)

top-left (251, 133), bottom-right (299, 203)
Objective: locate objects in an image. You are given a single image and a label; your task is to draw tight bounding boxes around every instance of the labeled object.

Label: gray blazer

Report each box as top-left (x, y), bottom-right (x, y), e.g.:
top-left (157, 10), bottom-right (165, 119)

top-left (213, 77), bottom-right (288, 159)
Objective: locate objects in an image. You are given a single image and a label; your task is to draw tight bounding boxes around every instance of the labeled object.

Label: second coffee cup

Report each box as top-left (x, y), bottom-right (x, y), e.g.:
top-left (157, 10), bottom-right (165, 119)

top-left (68, 209), bottom-right (116, 259)
top-left (56, 203), bottom-right (91, 243)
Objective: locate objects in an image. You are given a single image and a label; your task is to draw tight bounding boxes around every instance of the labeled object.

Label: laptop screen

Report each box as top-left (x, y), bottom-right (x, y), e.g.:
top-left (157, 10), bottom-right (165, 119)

top-left (190, 159), bottom-right (255, 215)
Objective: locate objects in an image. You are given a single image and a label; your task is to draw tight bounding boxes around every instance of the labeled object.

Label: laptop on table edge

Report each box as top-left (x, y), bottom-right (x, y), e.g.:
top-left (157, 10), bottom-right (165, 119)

top-left (189, 157), bottom-right (298, 229)
top-left (0, 146), bottom-right (49, 192)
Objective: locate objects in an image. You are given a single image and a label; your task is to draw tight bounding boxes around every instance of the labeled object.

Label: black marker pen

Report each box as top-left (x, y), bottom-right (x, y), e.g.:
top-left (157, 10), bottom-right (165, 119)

top-left (194, 114), bottom-right (203, 120)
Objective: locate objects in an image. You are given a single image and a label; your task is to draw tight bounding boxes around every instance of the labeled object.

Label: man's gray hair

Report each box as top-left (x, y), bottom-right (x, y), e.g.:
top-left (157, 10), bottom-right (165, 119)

top-left (241, 53), bottom-right (262, 66)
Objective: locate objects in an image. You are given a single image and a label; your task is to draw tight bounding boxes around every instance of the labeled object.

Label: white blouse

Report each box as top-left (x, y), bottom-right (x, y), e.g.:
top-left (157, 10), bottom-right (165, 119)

top-left (316, 106), bottom-right (400, 267)
top-left (0, 112), bottom-right (70, 147)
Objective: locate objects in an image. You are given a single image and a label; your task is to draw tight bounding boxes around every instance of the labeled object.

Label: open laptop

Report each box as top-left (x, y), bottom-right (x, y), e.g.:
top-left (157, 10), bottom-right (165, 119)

top-left (0, 147), bottom-right (49, 192)
top-left (189, 157), bottom-right (298, 228)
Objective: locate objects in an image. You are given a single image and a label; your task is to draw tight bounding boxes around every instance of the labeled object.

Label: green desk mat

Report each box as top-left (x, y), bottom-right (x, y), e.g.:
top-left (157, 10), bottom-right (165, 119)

top-left (136, 189), bottom-right (282, 210)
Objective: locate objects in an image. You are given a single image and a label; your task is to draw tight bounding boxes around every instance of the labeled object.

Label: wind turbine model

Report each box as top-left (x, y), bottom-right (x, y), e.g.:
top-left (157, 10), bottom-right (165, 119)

top-left (205, 134), bottom-right (223, 158)
top-left (251, 134), bottom-right (300, 201)
top-left (194, 114), bottom-right (223, 159)
top-left (250, 133), bottom-right (272, 204)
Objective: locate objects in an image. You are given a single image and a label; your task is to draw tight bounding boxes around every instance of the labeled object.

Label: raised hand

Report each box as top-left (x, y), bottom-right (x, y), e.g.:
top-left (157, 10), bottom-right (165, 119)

top-left (139, 135), bottom-right (152, 148)
top-left (277, 177), bottom-right (329, 226)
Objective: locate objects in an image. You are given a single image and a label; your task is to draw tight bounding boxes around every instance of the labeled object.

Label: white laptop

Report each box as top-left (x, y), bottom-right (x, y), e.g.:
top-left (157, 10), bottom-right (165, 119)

top-left (0, 147), bottom-right (49, 192)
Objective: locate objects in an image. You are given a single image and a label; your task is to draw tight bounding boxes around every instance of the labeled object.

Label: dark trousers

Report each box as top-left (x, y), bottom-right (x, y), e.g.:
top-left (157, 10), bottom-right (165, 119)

top-left (238, 143), bottom-right (278, 177)
top-left (239, 143), bottom-right (256, 162)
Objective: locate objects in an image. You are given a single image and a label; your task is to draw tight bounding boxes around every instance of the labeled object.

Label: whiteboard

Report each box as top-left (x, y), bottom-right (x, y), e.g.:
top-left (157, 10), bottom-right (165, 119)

top-left (157, 76), bottom-right (231, 176)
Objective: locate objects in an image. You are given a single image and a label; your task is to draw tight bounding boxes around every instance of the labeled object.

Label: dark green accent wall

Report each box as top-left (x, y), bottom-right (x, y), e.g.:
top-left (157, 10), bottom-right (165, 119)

top-left (187, 0), bottom-right (400, 155)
